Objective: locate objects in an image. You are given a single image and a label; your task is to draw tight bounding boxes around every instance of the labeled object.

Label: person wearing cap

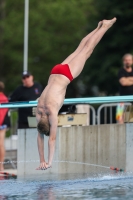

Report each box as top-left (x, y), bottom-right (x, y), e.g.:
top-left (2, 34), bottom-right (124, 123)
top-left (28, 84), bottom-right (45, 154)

top-left (0, 81), bottom-right (10, 171)
top-left (9, 71), bottom-right (43, 128)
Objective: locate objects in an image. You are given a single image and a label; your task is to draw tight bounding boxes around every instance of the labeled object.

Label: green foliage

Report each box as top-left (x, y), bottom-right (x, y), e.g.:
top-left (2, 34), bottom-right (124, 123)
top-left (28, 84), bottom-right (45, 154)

top-left (28, 0), bottom-right (89, 83)
top-left (82, 0), bottom-right (133, 95)
top-left (1, 0), bottom-right (94, 96)
top-left (1, 0), bottom-right (133, 97)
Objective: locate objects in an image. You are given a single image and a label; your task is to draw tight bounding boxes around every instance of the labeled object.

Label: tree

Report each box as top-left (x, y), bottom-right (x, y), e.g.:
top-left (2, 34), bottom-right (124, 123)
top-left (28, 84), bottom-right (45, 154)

top-left (0, 0), bottom-right (5, 79)
top-left (81, 0), bottom-right (133, 96)
top-left (1, 0), bottom-right (94, 97)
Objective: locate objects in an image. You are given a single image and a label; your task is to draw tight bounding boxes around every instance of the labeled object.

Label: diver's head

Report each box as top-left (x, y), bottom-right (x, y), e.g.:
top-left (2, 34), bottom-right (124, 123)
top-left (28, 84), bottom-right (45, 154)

top-left (37, 115), bottom-right (50, 136)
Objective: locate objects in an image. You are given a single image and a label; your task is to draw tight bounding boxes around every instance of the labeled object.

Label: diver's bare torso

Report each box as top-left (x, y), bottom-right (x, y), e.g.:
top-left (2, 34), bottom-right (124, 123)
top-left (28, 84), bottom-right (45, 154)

top-left (36, 74), bottom-right (70, 119)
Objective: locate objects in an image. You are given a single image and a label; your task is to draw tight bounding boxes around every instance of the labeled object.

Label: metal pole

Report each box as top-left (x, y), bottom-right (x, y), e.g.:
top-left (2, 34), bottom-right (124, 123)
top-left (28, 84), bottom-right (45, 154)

top-left (23, 0), bottom-right (29, 72)
top-left (110, 106), bottom-right (112, 124)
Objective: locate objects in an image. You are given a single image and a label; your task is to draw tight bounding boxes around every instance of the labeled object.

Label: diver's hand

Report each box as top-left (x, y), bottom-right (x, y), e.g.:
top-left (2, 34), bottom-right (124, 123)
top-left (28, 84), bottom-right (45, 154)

top-left (36, 162), bottom-right (51, 170)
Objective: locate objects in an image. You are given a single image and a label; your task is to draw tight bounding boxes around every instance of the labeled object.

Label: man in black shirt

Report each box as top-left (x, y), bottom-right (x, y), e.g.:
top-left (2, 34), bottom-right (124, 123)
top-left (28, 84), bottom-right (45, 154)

top-left (10, 71), bottom-right (43, 128)
top-left (118, 54), bottom-right (133, 95)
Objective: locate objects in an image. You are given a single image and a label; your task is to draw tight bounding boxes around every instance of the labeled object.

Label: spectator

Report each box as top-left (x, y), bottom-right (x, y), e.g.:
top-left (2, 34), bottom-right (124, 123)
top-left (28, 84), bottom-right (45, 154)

top-left (0, 81), bottom-right (10, 171)
top-left (117, 54), bottom-right (133, 123)
top-left (10, 71), bottom-right (43, 128)
top-left (118, 53), bottom-right (133, 95)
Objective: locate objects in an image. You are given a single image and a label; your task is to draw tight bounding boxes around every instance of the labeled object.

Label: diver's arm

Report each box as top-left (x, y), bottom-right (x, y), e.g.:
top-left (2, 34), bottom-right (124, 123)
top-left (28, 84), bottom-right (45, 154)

top-left (37, 132), bottom-right (45, 163)
top-left (48, 115), bottom-right (58, 166)
top-left (36, 132), bottom-right (50, 170)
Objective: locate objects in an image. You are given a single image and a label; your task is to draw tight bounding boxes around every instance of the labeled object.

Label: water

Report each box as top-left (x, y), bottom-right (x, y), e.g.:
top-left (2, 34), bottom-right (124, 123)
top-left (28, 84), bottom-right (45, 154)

top-left (1, 172), bottom-right (133, 200)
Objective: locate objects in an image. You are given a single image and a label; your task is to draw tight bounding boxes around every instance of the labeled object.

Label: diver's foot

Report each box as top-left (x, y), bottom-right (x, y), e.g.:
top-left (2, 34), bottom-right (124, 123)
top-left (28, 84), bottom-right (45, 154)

top-left (97, 21), bottom-right (103, 29)
top-left (102, 17), bottom-right (117, 29)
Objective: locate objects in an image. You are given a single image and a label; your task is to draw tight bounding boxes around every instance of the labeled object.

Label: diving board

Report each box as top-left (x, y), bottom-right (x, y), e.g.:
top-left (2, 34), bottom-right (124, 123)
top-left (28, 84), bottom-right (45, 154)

top-left (0, 95), bottom-right (133, 108)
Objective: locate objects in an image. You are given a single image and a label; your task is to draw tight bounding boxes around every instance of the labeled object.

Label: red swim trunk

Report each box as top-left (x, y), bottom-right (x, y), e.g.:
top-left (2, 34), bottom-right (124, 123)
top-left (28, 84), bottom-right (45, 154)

top-left (50, 64), bottom-right (73, 81)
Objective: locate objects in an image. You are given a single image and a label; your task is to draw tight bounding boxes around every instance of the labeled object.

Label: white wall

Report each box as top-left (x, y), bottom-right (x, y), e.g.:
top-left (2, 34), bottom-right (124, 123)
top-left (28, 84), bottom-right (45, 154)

top-left (17, 124), bottom-right (133, 177)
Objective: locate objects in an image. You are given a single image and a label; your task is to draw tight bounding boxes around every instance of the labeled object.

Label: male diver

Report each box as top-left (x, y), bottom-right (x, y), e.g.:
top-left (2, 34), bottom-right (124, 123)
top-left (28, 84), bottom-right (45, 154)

top-left (36, 18), bottom-right (117, 170)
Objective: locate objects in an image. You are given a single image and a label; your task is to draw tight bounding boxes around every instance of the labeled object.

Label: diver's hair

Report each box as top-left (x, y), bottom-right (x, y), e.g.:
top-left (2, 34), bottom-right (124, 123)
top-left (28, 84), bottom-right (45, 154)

top-left (0, 81), bottom-right (5, 92)
top-left (122, 53), bottom-right (133, 61)
top-left (37, 117), bottom-right (50, 136)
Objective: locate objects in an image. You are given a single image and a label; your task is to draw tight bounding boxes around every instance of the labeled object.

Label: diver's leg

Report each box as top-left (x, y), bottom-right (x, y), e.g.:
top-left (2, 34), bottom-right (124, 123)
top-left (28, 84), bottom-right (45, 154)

top-left (68, 18), bottom-right (116, 78)
top-left (61, 21), bottom-right (102, 64)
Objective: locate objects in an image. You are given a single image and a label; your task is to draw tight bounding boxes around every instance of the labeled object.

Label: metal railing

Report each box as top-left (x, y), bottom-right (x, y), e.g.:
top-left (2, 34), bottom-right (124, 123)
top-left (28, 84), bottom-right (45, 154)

top-left (89, 105), bottom-right (96, 125)
top-left (97, 103), bottom-right (132, 125)
top-left (76, 104), bottom-right (96, 125)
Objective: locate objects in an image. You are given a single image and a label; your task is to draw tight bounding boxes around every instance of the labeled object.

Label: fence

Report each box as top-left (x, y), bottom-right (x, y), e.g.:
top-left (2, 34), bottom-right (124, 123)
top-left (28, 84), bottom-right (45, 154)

top-left (97, 103), bottom-right (132, 125)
